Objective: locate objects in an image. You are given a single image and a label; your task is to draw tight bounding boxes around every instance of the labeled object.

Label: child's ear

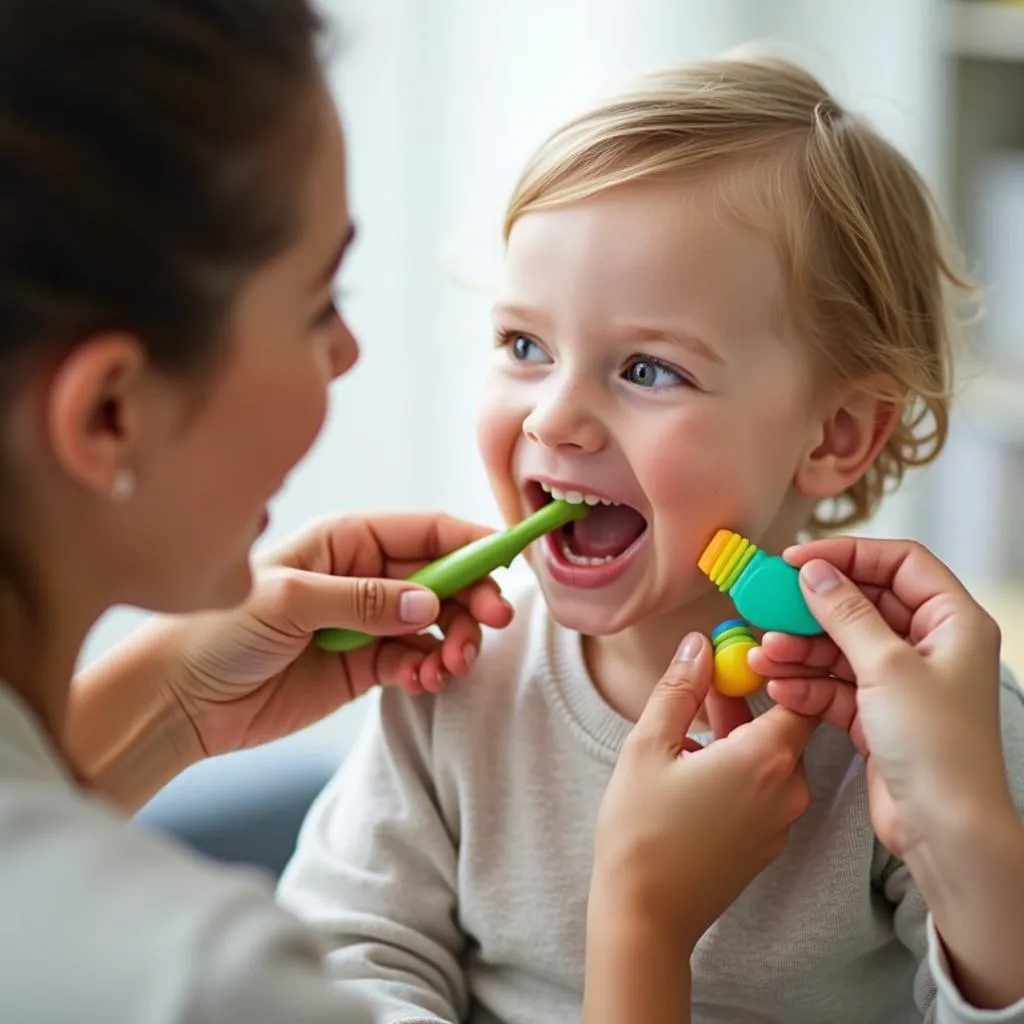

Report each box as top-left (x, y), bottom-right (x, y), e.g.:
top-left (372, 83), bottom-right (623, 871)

top-left (794, 376), bottom-right (901, 502)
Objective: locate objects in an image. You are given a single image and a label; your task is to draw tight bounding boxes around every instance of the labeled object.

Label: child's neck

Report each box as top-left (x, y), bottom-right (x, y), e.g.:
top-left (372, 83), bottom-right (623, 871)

top-left (583, 587), bottom-right (737, 724)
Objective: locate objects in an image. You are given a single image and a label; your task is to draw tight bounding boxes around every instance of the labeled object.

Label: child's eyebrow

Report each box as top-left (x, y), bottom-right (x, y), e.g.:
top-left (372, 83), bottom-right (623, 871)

top-left (491, 301), bottom-right (552, 330)
top-left (616, 323), bottom-right (725, 365)
top-left (491, 303), bottom-right (724, 365)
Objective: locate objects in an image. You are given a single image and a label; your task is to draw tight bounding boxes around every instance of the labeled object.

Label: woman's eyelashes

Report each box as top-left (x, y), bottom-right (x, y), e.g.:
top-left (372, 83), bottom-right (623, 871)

top-left (312, 287), bottom-right (345, 329)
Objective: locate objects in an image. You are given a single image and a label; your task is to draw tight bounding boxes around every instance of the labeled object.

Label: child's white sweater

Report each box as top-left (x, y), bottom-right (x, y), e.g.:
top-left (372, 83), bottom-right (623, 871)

top-left (279, 582), bottom-right (1024, 1024)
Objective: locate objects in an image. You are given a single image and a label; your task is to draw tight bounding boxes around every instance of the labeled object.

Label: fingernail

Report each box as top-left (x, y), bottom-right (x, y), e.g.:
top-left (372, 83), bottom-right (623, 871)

top-left (801, 560), bottom-right (840, 594)
top-left (463, 644), bottom-right (478, 669)
top-left (676, 633), bottom-right (703, 662)
top-left (399, 589), bottom-right (437, 623)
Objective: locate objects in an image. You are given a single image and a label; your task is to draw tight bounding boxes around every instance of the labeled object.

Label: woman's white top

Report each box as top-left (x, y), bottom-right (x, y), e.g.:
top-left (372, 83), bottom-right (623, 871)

top-left (0, 682), bottom-right (369, 1023)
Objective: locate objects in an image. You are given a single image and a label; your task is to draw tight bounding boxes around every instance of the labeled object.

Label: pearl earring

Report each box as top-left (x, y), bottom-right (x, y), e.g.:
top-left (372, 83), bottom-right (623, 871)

top-left (110, 468), bottom-right (136, 503)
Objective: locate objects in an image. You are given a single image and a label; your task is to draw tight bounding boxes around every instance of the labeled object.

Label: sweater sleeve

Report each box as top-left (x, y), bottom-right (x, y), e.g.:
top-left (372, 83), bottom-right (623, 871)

top-left (0, 777), bottom-right (376, 1024)
top-left (884, 670), bottom-right (1024, 1023)
top-left (277, 689), bottom-right (468, 1024)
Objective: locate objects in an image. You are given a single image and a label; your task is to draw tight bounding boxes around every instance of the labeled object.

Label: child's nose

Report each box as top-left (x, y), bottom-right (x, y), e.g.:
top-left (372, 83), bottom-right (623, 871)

top-left (522, 386), bottom-right (605, 453)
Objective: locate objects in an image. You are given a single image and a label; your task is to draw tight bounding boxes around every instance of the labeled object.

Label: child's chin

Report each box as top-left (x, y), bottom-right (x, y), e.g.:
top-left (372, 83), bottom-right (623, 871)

top-left (539, 588), bottom-right (637, 637)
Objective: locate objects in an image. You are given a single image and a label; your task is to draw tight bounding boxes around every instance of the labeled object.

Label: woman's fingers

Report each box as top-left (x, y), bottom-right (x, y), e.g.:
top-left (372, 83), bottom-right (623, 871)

top-left (783, 537), bottom-right (976, 621)
top-left (455, 580), bottom-right (515, 629)
top-left (436, 604), bottom-right (483, 677)
top-left (375, 599), bottom-right (492, 694)
top-left (628, 633), bottom-right (714, 757)
top-left (705, 690), bottom-right (754, 740)
top-left (752, 632), bottom-right (853, 680)
top-left (766, 677), bottom-right (867, 757)
top-left (380, 560), bottom-right (515, 629)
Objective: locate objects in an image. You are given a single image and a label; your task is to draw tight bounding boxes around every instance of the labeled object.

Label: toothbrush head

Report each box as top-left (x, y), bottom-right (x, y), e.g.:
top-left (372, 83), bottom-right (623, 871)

top-left (698, 528), bottom-right (759, 593)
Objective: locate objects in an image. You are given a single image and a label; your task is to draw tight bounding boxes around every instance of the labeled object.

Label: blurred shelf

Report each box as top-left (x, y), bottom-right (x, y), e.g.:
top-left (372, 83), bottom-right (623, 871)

top-left (947, 1), bottom-right (1024, 61)
top-left (957, 371), bottom-right (1024, 444)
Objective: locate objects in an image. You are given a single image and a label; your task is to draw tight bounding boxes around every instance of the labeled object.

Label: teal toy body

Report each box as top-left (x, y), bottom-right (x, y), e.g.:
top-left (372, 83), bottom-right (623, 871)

top-left (698, 529), bottom-right (823, 637)
top-left (729, 548), bottom-right (822, 635)
top-left (315, 499), bottom-right (590, 653)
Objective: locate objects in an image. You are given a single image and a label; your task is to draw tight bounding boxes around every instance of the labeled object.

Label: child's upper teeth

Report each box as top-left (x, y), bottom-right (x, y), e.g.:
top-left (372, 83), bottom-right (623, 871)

top-left (541, 483), bottom-right (619, 506)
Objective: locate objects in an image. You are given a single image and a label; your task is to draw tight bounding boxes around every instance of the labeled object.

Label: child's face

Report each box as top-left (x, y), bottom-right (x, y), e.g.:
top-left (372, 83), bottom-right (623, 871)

top-left (477, 174), bottom-right (825, 636)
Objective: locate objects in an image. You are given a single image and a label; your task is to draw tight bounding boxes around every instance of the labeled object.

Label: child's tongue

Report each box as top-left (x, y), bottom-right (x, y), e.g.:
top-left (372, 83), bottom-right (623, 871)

top-left (567, 504), bottom-right (646, 560)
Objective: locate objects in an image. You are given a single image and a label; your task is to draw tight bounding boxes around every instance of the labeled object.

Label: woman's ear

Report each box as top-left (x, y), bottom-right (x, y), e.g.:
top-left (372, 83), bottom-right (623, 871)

top-left (794, 376), bottom-right (901, 502)
top-left (47, 333), bottom-right (146, 499)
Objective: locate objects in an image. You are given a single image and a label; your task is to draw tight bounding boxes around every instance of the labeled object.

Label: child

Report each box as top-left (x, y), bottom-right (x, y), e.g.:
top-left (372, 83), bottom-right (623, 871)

top-left (278, 56), bottom-right (1024, 1023)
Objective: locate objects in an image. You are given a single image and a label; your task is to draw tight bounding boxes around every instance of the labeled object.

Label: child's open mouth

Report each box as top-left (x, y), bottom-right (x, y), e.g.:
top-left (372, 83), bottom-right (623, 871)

top-left (527, 480), bottom-right (649, 587)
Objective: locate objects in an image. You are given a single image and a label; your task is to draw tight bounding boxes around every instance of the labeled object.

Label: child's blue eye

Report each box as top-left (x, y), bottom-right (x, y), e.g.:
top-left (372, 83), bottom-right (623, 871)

top-left (623, 357), bottom-right (686, 389)
top-left (507, 334), bottom-right (548, 363)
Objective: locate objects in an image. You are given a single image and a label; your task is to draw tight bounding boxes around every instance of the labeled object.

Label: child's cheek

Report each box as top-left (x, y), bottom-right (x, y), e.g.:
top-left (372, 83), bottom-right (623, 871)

top-left (474, 391), bottom-right (510, 471)
top-left (648, 450), bottom-right (765, 567)
top-left (642, 441), bottom-right (730, 523)
top-left (474, 408), bottom-right (525, 525)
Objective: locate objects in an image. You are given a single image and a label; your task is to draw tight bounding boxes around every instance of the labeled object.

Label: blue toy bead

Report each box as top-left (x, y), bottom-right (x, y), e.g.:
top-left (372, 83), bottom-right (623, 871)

top-left (711, 618), bottom-right (749, 642)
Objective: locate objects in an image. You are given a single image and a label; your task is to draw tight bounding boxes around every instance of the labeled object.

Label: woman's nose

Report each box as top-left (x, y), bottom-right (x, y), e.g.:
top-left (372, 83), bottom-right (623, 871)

top-left (522, 385), bottom-right (605, 454)
top-left (329, 319), bottom-right (359, 380)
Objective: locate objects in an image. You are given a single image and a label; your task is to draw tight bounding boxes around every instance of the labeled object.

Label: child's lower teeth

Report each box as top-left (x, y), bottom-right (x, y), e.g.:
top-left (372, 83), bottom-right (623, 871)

top-left (559, 534), bottom-right (614, 566)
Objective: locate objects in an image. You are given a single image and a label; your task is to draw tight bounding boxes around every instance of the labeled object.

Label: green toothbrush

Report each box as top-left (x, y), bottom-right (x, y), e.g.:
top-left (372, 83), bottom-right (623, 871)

top-left (314, 499), bottom-right (591, 653)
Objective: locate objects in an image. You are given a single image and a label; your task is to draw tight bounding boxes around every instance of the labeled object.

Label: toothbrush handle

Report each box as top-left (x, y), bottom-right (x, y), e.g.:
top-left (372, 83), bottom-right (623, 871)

top-left (313, 500), bottom-right (588, 653)
top-left (314, 536), bottom-right (509, 652)
top-left (315, 629), bottom-right (378, 653)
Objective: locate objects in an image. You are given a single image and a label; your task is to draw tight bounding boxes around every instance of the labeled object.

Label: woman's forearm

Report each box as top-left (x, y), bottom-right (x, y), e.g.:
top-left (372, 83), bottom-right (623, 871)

top-left (907, 805), bottom-right (1024, 1010)
top-left (66, 620), bottom-right (203, 812)
top-left (583, 898), bottom-right (692, 1024)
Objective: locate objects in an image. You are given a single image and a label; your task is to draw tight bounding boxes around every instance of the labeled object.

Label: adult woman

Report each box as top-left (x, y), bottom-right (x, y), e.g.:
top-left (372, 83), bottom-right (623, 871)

top-left (0, 2), bottom-right (813, 1021)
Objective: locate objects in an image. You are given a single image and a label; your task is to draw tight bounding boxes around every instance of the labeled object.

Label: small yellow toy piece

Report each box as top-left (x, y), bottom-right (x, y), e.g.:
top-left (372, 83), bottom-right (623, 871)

top-left (710, 619), bottom-right (763, 697)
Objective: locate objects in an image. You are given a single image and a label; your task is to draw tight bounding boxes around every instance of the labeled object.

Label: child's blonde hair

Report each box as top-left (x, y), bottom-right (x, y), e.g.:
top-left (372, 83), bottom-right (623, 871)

top-left (504, 56), bottom-right (969, 532)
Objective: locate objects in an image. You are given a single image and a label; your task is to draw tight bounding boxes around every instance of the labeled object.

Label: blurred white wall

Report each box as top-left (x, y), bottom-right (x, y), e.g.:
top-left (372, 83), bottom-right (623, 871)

top-left (81, 0), bottom-right (948, 754)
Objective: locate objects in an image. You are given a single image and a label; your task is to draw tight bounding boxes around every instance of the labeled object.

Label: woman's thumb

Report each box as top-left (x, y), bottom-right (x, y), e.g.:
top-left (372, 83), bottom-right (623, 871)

top-left (798, 559), bottom-right (901, 675)
top-left (268, 569), bottom-right (440, 636)
top-left (630, 633), bottom-right (712, 755)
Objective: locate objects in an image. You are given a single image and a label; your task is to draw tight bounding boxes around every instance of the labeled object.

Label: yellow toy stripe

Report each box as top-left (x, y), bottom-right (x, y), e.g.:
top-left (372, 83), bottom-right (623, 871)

top-left (721, 542), bottom-right (757, 591)
top-left (698, 528), bottom-right (760, 591)
top-left (709, 532), bottom-right (742, 584)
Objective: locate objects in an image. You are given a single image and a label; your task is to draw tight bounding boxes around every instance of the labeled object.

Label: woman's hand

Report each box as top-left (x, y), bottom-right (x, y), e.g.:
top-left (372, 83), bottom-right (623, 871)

top-left (749, 537), bottom-right (1024, 1010)
top-left (583, 633), bottom-right (817, 1024)
top-left (165, 513), bottom-right (513, 757)
top-left (748, 537), bottom-right (1012, 860)
top-left (70, 513), bottom-right (513, 806)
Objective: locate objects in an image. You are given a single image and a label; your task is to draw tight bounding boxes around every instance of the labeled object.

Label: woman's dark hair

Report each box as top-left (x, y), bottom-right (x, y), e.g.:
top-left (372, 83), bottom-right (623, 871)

top-left (0, 0), bottom-right (324, 380)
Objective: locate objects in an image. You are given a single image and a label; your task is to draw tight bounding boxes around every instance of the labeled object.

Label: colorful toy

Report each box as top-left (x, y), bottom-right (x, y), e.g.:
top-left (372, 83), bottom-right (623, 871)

top-left (314, 499), bottom-right (591, 653)
top-left (710, 619), bottom-right (763, 697)
top-left (698, 528), bottom-right (823, 636)
top-left (698, 529), bottom-right (824, 697)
